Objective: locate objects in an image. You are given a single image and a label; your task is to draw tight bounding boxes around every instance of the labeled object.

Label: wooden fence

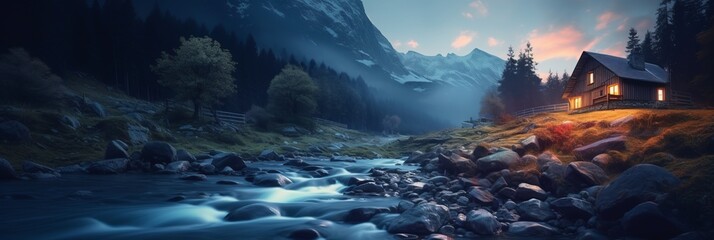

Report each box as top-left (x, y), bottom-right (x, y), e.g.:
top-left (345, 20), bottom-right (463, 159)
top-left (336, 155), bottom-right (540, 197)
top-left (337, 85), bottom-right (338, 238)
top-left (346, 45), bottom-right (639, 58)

top-left (202, 109), bottom-right (246, 125)
top-left (514, 103), bottom-right (570, 118)
top-left (314, 117), bottom-right (348, 129)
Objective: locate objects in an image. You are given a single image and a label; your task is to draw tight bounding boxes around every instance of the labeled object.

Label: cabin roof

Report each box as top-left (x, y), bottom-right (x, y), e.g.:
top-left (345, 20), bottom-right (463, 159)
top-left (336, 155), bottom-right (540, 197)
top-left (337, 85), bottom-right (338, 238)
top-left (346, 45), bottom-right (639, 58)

top-left (562, 51), bottom-right (669, 98)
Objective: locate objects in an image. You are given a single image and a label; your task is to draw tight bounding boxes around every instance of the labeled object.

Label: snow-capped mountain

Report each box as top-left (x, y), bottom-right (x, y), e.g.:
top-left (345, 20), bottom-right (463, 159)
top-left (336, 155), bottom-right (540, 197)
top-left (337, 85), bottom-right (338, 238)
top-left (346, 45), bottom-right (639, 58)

top-left (400, 49), bottom-right (505, 88)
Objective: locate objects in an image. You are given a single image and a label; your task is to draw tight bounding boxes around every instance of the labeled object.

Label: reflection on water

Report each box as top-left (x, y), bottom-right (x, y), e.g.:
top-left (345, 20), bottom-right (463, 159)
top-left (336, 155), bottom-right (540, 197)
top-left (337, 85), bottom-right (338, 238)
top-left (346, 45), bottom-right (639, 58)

top-left (0, 158), bottom-right (411, 239)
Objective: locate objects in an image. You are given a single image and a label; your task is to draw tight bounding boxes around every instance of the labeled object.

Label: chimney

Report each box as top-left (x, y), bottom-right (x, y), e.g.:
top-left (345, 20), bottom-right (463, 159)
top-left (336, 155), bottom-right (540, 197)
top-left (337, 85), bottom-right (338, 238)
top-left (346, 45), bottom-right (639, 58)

top-left (628, 52), bottom-right (645, 70)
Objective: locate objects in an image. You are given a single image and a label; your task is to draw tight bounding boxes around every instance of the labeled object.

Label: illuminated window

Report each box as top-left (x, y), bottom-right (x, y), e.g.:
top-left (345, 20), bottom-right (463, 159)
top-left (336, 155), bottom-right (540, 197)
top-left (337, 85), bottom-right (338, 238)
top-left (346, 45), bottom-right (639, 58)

top-left (657, 88), bottom-right (665, 101)
top-left (609, 84), bottom-right (619, 95)
top-left (573, 97), bottom-right (582, 109)
top-left (588, 72), bottom-right (594, 85)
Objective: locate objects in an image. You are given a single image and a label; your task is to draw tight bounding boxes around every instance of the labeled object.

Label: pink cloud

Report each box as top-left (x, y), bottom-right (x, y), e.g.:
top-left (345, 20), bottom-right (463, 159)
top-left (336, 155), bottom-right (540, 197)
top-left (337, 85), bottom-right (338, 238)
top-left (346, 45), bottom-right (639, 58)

top-left (451, 31), bottom-right (477, 49)
top-left (636, 19), bottom-right (652, 31)
top-left (406, 40), bottom-right (419, 48)
top-left (528, 26), bottom-right (601, 62)
top-left (392, 40), bottom-right (402, 48)
top-left (469, 1), bottom-right (488, 16)
top-left (596, 11), bottom-right (619, 30)
top-left (599, 42), bottom-right (626, 57)
top-left (462, 12), bottom-right (474, 19)
top-left (487, 37), bottom-right (502, 47)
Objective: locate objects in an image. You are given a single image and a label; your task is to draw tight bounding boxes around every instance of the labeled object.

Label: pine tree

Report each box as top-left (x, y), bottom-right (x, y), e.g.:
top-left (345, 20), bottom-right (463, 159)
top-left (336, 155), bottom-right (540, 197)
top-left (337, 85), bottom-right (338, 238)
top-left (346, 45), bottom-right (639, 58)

top-left (641, 31), bottom-right (655, 63)
top-left (626, 28), bottom-right (642, 55)
top-left (653, 5), bottom-right (673, 68)
top-left (497, 46), bottom-right (518, 113)
top-left (671, 0), bottom-right (706, 92)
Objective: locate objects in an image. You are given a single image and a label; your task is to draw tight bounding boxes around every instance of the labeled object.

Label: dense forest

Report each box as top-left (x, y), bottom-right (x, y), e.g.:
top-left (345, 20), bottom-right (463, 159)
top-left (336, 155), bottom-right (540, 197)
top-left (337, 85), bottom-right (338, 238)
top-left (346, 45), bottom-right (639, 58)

top-left (0, 0), bottom-right (384, 131)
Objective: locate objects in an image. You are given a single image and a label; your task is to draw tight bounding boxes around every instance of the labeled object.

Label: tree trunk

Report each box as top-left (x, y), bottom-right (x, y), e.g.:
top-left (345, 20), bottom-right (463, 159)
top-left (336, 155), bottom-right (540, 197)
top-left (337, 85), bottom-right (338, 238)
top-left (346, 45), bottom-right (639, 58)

top-left (210, 106), bottom-right (220, 123)
top-left (193, 99), bottom-right (201, 120)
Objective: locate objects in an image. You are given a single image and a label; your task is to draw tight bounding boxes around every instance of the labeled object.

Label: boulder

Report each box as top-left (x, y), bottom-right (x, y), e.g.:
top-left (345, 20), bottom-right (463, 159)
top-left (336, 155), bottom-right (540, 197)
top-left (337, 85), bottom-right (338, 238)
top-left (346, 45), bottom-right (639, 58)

top-left (166, 161), bottom-right (191, 172)
top-left (140, 141), bottom-right (176, 164)
top-left (387, 203), bottom-right (450, 235)
top-left (89, 101), bottom-right (106, 117)
top-left (466, 209), bottom-right (501, 235)
top-left (520, 135), bottom-right (540, 152)
top-left (253, 173), bottom-right (293, 187)
top-left (508, 221), bottom-right (558, 236)
top-left (572, 135), bottom-right (627, 161)
top-left (56, 164), bottom-right (86, 174)
top-left (175, 149), bottom-right (196, 162)
top-left (494, 208), bottom-right (519, 222)
top-left (610, 115), bottom-right (634, 127)
top-left (258, 149), bottom-right (282, 161)
top-left (211, 152), bottom-right (246, 171)
top-left (565, 161), bottom-right (608, 188)
top-left (87, 158), bottom-right (129, 174)
top-left (0, 157), bottom-right (19, 180)
top-left (497, 187), bottom-right (517, 200)
top-left (60, 115), bottom-right (81, 130)
top-left (0, 120), bottom-right (31, 143)
top-left (438, 153), bottom-right (477, 175)
top-left (540, 161), bottom-right (566, 193)
top-left (592, 153), bottom-right (623, 172)
top-left (179, 173), bottom-right (206, 181)
top-left (490, 176), bottom-right (508, 192)
top-left (471, 144), bottom-right (493, 160)
top-left (536, 151), bottom-right (562, 170)
top-left (330, 156), bottom-right (357, 163)
top-left (353, 182), bottom-right (385, 194)
top-left (595, 164), bottom-right (680, 220)
top-left (105, 140), bottom-right (130, 159)
top-left (516, 198), bottom-right (555, 221)
top-left (476, 149), bottom-right (520, 173)
top-left (127, 124), bottom-right (150, 146)
top-left (622, 201), bottom-right (684, 239)
top-left (344, 207), bottom-right (390, 223)
top-left (405, 151), bottom-right (436, 165)
top-left (22, 161), bottom-right (60, 178)
top-left (224, 203), bottom-right (281, 221)
top-left (550, 197), bottom-right (594, 219)
top-left (515, 183), bottom-right (547, 201)
top-left (468, 186), bottom-right (495, 204)
top-left (288, 229), bottom-right (320, 240)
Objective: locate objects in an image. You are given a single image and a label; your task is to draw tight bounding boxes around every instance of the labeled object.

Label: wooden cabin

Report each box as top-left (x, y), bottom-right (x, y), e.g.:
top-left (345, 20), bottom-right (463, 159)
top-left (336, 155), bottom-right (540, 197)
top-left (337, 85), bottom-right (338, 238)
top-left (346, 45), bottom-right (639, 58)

top-left (562, 51), bottom-right (669, 111)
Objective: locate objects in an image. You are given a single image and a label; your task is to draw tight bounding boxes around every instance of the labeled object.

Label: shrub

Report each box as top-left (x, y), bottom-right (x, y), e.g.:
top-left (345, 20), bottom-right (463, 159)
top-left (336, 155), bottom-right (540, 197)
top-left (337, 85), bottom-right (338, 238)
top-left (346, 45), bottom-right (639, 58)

top-left (534, 122), bottom-right (575, 152)
top-left (245, 105), bottom-right (273, 130)
top-left (479, 89), bottom-right (510, 124)
top-left (267, 65), bottom-right (318, 128)
top-left (0, 48), bottom-right (65, 106)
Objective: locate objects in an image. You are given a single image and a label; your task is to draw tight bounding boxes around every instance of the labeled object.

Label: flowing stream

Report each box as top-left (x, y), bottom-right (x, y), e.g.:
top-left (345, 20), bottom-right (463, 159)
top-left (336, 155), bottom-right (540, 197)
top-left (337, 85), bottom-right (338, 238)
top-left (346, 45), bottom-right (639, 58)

top-left (0, 158), bottom-right (418, 240)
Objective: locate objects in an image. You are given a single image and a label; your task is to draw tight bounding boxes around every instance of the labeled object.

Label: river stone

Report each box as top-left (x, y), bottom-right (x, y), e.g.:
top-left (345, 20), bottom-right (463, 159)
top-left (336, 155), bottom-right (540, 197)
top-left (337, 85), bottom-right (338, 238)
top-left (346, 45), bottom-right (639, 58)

top-left (515, 183), bottom-right (547, 201)
top-left (166, 161), bottom-right (191, 172)
top-left (476, 149), bottom-right (520, 173)
top-left (60, 115), bottom-right (81, 130)
top-left (258, 149), bottom-right (282, 161)
top-left (175, 149), bottom-right (196, 162)
top-left (550, 197), bottom-right (594, 219)
top-left (353, 182), bottom-right (385, 194)
top-left (105, 140), bottom-right (130, 159)
top-left (344, 207), bottom-right (390, 223)
top-left (520, 135), bottom-right (540, 152)
top-left (330, 156), bottom-right (357, 163)
top-left (471, 143), bottom-right (493, 160)
top-left (211, 152), bottom-right (246, 171)
top-left (438, 153), bottom-right (477, 175)
top-left (565, 161), bottom-right (608, 188)
top-left (508, 221), bottom-right (558, 236)
top-left (622, 201), bottom-right (684, 239)
top-left (140, 141), bottom-right (176, 164)
top-left (288, 228), bottom-right (320, 240)
top-left (491, 176), bottom-right (508, 192)
top-left (89, 101), bottom-right (106, 117)
top-left (572, 135), bottom-right (627, 161)
top-left (424, 233), bottom-right (452, 240)
top-left (516, 198), bottom-right (555, 221)
top-left (595, 164), bottom-right (680, 220)
top-left (0, 120), bottom-right (31, 143)
top-left (0, 157), bottom-right (19, 180)
top-left (224, 203), bottom-right (281, 221)
top-left (387, 203), bottom-right (450, 235)
top-left (87, 158), bottom-right (129, 174)
top-left (497, 187), bottom-right (517, 200)
top-left (179, 173), bottom-right (206, 181)
top-left (540, 161), bottom-right (567, 193)
top-left (253, 173), bottom-right (293, 187)
top-left (536, 151), bottom-right (562, 170)
top-left (127, 124), bottom-right (150, 146)
top-left (466, 209), bottom-right (501, 235)
top-left (22, 161), bottom-right (60, 178)
top-left (495, 208), bottom-right (520, 222)
top-left (468, 186), bottom-right (495, 204)
top-left (405, 151), bottom-right (436, 165)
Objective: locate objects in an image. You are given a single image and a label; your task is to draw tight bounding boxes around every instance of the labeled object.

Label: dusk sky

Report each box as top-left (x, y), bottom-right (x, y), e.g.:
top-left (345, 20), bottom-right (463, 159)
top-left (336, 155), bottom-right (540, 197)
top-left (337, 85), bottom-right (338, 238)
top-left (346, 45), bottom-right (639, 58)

top-left (363, 0), bottom-right (662, 80)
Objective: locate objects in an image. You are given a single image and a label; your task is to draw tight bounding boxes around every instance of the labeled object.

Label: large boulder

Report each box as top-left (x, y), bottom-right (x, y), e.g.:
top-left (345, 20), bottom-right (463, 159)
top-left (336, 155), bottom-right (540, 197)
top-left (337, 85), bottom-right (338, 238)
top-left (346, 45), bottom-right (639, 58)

top-left (22, 161), bottom-right (61, 178)
top-left (211, 152), bottom-right (246, 171)
top-left (353, 182), bottom-right (385, 194)
top-left (516, 198), bottom-right (555, 221)
top-left (471, 143), bottom-right (493, 160)
top-left (387, 203), bottom-right (450, 235)
top-left (572, 135), bottom-right (626, 161)
top-left (105, 140), bottom-right (130, 159)
top-left (258, 149), bottom-right (282, 161)
top-left (165, 161), bottom-right (191, 172)
top-left (253, 173), bottom-right (293, 187)
top-left (520, 135), bottom-right (540, 152)
top-left (140, 141), bottom-right (176, 164)
top-left (565, 161), bottom-right (608, 188)
top-left (344, 207), bottom-right (390, 223)
top-left (224, 203), bottom-right (281, 221)
top-left (175, 149), bottom-right (196, 162)
top-left (466, 209), bottom-right (501, 235)
top-left (87, 158), bottom-right (129, 174)
top-left (127, 124), bottom-right (150, 146)
top-left (596, 164), bottom-right (680, 220)
top-left (508, 221), bottom-right (558, 237)
top-left (468, 186), bottom-right (495, 204)
top-left (622, 201), bottom-right (685, 239)
top-left (0, 157), bottom-right (19, 180)
top-left (550, 197), bottom-right (594, 219)
top-left (476, 149), bottom-right (521, 173)
top-left (438, 153), bottom-right (477, 175)
top-left (0, 120), bottom-right (31, 143)
top-left (515, 183), bottom-right (547, 201)
top-left (539, 161), bottom-right (566, 193)
top-left (405, 151), bottom-right (436, 165)
top-left (536, 151), bottom-right (562, 170)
